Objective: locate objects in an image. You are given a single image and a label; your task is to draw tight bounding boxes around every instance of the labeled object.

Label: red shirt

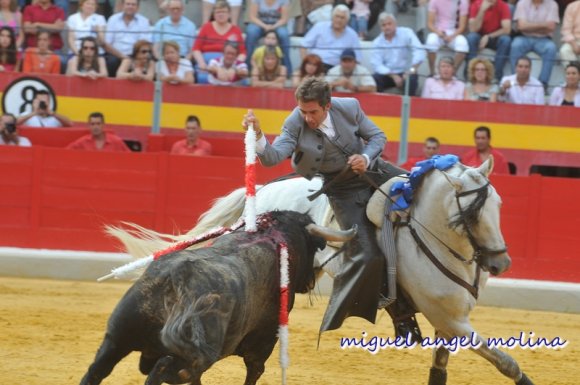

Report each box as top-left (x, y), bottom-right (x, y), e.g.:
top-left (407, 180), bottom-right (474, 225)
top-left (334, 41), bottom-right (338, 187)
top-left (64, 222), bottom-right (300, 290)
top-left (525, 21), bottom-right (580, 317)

top-left (461, 148), bottom-right (510, 175)
top-left (171, 138), bottom-right (212, 156)
top-left (66, 133), bottom-right (131, 152)
top-left (193, 22), bottom-right (246, 55)
top-left (23, 4), bottom-right (65, 50)
top-left (469, 0), bottom-right (511, 35)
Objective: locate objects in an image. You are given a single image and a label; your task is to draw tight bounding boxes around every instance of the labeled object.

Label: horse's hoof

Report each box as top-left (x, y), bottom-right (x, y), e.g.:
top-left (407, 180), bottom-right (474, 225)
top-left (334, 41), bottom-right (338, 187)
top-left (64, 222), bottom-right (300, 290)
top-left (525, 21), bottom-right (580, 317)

top-left (515, 372), bottom-right (534, 385)
top-left (428, 367), bottom-right (447, 385)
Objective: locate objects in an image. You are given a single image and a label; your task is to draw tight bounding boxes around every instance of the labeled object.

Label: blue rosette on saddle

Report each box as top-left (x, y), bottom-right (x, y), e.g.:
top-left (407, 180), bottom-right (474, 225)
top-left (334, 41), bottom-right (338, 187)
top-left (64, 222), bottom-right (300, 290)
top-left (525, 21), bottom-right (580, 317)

top-left (389, 154), bottom-right (459, 211)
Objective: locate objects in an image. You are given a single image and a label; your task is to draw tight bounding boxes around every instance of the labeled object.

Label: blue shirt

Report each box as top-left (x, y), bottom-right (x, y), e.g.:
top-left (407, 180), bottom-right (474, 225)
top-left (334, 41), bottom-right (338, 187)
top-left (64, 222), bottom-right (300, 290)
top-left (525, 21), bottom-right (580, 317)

top-left (301, 21), bottom-right (361, 66)
top-left (153, 16), bottom-right (196, 57)
top-left (106, 12), bottom-right (152, 56)
top-left (370, 27), bottom-right (425, 75)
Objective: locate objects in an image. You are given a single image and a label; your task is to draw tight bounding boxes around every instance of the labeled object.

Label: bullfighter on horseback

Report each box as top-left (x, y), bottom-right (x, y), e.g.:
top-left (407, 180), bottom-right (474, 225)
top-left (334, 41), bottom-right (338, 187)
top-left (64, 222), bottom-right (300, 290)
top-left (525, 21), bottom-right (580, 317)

top-left (242, 77), bottom-right (421, 340)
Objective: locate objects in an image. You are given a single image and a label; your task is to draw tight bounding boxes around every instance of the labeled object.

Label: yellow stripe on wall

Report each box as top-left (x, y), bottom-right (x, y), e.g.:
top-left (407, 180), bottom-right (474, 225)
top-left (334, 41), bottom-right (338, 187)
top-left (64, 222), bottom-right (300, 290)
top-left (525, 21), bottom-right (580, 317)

top-left (54, 97), bottom-right (580, 154)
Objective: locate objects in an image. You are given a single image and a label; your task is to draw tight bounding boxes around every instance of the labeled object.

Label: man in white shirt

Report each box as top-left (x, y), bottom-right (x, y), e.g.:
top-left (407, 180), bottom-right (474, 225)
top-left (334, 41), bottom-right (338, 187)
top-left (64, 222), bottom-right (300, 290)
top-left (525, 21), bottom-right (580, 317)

top-left (325, 48), bottom-right (377, 93)
top-left (499, 56), bottom-right (545, 105)
top-left (104, 0), bottom-right (152, 76)
top-left (16, 91), bottom-right (73, 128)
top-left (371, 12), bottom-right (425, 95)
top-left (0, 114), bottom-right (31, 147)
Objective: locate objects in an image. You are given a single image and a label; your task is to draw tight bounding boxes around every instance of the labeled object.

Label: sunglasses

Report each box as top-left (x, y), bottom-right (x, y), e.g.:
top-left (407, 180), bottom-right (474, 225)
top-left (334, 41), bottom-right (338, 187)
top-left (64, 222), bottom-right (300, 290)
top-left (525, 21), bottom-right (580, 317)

top-left (139, 49), bottom-right (151, 54)
top-left (83, 46), bottom-right (96, 50)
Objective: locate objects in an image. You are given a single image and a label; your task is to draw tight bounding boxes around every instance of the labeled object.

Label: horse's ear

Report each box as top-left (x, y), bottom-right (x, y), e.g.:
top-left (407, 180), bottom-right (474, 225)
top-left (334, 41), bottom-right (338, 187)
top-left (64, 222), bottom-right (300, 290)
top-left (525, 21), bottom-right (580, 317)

top-left (442, 172), bottom-right (464, 192)
top-left (477, 157), bottom-right (494, 178)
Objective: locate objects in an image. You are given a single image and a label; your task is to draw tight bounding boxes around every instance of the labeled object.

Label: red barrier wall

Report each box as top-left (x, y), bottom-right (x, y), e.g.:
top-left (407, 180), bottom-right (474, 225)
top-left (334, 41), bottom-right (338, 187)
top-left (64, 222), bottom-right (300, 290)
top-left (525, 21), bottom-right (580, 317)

top-left (0, 146), bottom-right (578, 283)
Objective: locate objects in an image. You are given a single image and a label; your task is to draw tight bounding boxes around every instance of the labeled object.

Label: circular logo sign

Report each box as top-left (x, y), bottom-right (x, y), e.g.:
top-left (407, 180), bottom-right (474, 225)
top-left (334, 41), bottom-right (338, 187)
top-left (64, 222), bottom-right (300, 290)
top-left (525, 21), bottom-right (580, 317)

top-left (1, 77), bottom-right (57, 117)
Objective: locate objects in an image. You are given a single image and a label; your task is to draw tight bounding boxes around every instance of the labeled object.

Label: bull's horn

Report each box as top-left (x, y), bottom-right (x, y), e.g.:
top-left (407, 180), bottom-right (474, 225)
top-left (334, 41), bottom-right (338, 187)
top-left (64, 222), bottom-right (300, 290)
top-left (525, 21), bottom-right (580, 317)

top-left (306, 224), bottom-right (357, 242)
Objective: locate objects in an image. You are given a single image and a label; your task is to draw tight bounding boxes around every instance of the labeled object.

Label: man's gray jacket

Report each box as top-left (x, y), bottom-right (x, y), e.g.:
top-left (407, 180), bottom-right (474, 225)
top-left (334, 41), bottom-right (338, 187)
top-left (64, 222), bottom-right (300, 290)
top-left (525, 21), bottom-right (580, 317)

top-left (258, 97), bottom-right (386, 179)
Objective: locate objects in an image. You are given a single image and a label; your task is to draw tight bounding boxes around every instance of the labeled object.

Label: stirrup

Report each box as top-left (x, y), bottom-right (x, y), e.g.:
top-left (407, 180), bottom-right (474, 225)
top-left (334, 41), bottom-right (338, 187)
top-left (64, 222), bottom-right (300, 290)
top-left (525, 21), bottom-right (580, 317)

top-left (394, 316), bottom-right (423, 344)
top-left (377, 294), bottom-right (395, 310)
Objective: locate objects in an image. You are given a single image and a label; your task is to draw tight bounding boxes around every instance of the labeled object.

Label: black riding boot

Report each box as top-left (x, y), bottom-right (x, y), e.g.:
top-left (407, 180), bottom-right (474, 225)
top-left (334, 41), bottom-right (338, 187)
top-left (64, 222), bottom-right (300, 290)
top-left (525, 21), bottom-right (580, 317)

top-left (385, 290), bottom-right (423, 344)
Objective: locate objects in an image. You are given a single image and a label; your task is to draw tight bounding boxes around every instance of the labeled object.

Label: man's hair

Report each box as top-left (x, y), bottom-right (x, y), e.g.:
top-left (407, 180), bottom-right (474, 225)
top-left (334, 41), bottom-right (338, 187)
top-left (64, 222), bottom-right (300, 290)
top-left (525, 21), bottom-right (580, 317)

top-left (378, 12), bottom-right (397, 24)
top-left (223, 40), bottom-right (239, 53)
top-left (332, 4), bottom-right (350, 19)
top-left (474, 126), bottom-right (491, 139)
top-left (89, 112), bottom-right (105, 123)
top-left (186, 115), bottom-right (201, 126)
top-left (36, 90), bottom-right (49, 98)
top-left (425, 137), bottom-right (439, 146)
top-left (438, 56), bottom-right (454, 67)
top-left (295, 78), bottom-right (331, 107)
top-left (3, 113), bottom-right (16, 124)
top-left (516, 56), bottom-right (532, 67)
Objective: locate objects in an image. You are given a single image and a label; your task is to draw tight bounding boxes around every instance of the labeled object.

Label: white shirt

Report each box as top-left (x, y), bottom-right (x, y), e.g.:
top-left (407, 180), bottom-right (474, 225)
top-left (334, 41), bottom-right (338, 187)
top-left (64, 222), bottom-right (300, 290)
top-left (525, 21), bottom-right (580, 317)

top-left (325, 64), bottom-right (377, 92)
top-left (67, 12), bottom-right (107, 54)
top-left (23, 115), bottom-right (62, 128)
top-left (106, 12), bottom-right (152, 56)
top-left (158, 58), bottom-right (194, 83)
top-left (0, 135), bottom-right (31, 146)
top-left (500, 74), bottom-right (545, 105)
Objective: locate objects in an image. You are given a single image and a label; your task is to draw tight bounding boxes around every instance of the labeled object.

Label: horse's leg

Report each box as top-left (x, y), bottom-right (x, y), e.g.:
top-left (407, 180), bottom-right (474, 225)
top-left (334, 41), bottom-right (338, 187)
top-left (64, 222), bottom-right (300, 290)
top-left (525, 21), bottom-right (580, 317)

top-left (428, 330), bottom-right (449, 385)
top-left (470, 334), bottom-right (534, 385)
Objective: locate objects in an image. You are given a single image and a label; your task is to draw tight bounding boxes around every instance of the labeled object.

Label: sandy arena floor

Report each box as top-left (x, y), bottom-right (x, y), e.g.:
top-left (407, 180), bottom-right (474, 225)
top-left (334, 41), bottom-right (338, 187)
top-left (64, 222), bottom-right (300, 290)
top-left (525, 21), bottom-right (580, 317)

top-left (0, 277), bottom-right (578, 385)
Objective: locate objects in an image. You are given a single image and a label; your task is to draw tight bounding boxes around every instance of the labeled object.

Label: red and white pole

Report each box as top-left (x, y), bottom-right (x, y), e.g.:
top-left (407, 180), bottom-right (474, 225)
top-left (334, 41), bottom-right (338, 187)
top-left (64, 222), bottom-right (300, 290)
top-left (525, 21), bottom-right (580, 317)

top-left (279, 243), bottom-right (290, 385)
top-left (244, 124), bottom-right (257, 232)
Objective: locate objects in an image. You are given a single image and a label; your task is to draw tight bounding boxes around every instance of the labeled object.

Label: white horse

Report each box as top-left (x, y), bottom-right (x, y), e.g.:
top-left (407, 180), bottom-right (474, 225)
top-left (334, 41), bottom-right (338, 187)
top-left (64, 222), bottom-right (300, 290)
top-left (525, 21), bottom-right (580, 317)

top-left (108, 159), bottom-right (533, 385)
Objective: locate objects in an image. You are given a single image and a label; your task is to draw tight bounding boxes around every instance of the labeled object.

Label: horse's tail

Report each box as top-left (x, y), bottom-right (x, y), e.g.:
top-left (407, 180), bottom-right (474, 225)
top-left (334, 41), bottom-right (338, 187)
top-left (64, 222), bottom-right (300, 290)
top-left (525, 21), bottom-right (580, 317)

top-left (105, 186), bottom-right (254, 260)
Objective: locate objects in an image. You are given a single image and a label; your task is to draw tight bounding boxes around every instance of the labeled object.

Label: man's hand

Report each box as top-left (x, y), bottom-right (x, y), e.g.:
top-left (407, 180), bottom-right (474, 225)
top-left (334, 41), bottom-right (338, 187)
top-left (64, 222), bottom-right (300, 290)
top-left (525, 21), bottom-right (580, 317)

top-left (242, 109), bottom-right (263, 139)
top-left (347, 154), bottom-right (367, 174)
top-left (479, 34), bottom-right (490, 50)
top-left (480, 0), bottom-right (493, 12)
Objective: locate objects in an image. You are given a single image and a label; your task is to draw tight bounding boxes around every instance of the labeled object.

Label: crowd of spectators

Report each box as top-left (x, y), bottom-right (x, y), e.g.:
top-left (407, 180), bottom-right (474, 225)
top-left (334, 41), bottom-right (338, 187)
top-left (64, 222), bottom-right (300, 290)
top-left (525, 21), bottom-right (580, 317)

top-left (0, 0), bottom-right (575, 102)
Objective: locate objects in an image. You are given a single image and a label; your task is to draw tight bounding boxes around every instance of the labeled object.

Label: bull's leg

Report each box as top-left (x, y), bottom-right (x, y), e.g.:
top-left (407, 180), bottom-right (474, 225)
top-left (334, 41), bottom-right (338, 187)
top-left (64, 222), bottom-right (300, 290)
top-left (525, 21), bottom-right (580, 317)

top-left (241, 335), bottom-right (278, 385)
top-left (470, 334), bottom-right (534, 385)
top-left (79, 337), bottom-right (132, 385)
top-left (144, 355), bottom-right (198, 385)
top-left (428, 330), bottom-right (449, 385)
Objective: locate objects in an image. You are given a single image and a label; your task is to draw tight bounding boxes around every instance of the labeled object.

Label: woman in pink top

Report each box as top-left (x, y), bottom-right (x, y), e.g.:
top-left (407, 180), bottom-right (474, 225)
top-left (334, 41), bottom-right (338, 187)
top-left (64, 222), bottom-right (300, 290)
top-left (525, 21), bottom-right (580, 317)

top-left (0, 0), bottom-right (22, 47)
top-left (549, 62), bottom-right (580, 107)
top-left (192, 0), bottom-right (246, 73)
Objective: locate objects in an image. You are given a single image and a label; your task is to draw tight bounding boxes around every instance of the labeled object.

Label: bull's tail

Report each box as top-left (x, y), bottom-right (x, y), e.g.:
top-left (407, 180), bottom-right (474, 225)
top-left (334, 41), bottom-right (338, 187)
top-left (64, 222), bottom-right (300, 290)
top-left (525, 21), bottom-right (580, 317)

top-left (105, 185), bottom-right (257, 260)
top-left (161, 293), bottom-right (226, 365)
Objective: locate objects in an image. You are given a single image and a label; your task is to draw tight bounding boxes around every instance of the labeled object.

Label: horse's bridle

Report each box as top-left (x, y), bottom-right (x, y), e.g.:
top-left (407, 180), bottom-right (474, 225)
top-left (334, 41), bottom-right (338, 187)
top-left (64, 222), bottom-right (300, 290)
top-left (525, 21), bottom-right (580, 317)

top-left (454, 182), bottom-right (508, 265)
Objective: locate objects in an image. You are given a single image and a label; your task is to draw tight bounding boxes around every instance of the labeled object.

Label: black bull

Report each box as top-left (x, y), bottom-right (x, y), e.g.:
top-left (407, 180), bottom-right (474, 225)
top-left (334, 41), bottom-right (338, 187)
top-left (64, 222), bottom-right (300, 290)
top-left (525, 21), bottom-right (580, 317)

top-left (80, 211), bottom-right (354, 385)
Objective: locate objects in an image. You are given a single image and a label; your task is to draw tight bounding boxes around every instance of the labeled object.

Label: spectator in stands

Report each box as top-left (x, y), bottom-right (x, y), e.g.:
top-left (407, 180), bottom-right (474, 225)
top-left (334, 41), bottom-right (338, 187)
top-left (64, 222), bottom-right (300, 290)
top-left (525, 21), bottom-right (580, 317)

top-left (0, 0), bottom-right (24, 48)
top-left (202, 0), bottom-right (242, 26)
top-left (0, 113), bottom-right (30, 146)
top-left (499, 56), bottom-right (545, 104)
top-left (245, 0), bottom-right (292, 74)
top-left (464, 57), bottom-right (499, 101)
top-left (461, 125), bottom-right (509, 175)
top-left (67, 112), bottom-right (131, 152)
top-left (345, 0), bottom-right (371, 40)
top-left (370, 12), bottom-right (425, 96)
top-left (251, 45), bottom-right (287, 88)
top-left (152, 0), bottom-right (195, 59)
top-left (293, 0), bottom-right (333, 37)
top-left (292, 53), bottom-right (325, 87)
top-left (326, 48), bottom-right (376, 93)
top-left (22, 0), bottom-right (65, 52)
top-left (66, 0), bottom-right (107, 57)
top-left (510, 0), bottom-right (559, 88)
top-left (301, 4), bottom-right (360, 72)
top-left (466, 0), bottom-right (512, 82)
top-left (549, 61), bottom-right (580, 106)
top-left (421, 57), bottom-right (466, 100)
top-left (192, 0), bottom-right (246, 75)
top-left (250, 30), bottom-right (283, 69)
top-left (560, 0), bottom-right (580, 67)
top-left (16, 90), bottom-right (72, 127)
top-left (425, 0), bottom-right (469, 75)
top-left (0, 26), bottom-right (21, 71)
top-left (21, 30), bottom-right (60, 74)
top-left (157, 40), bottom-right (194, 85)
top-left (103, 0), bottom-right (151, 77)
top-left (115, 39), bottom-right (155, 81)
top-left (170, 115), bottom-right (212, 156)
top-left (207, 41), bottom-right (248, 86)
top-left (399, 136), bottom-right (440, 170)
top-left (66, 36), bottom-right (107, 79)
